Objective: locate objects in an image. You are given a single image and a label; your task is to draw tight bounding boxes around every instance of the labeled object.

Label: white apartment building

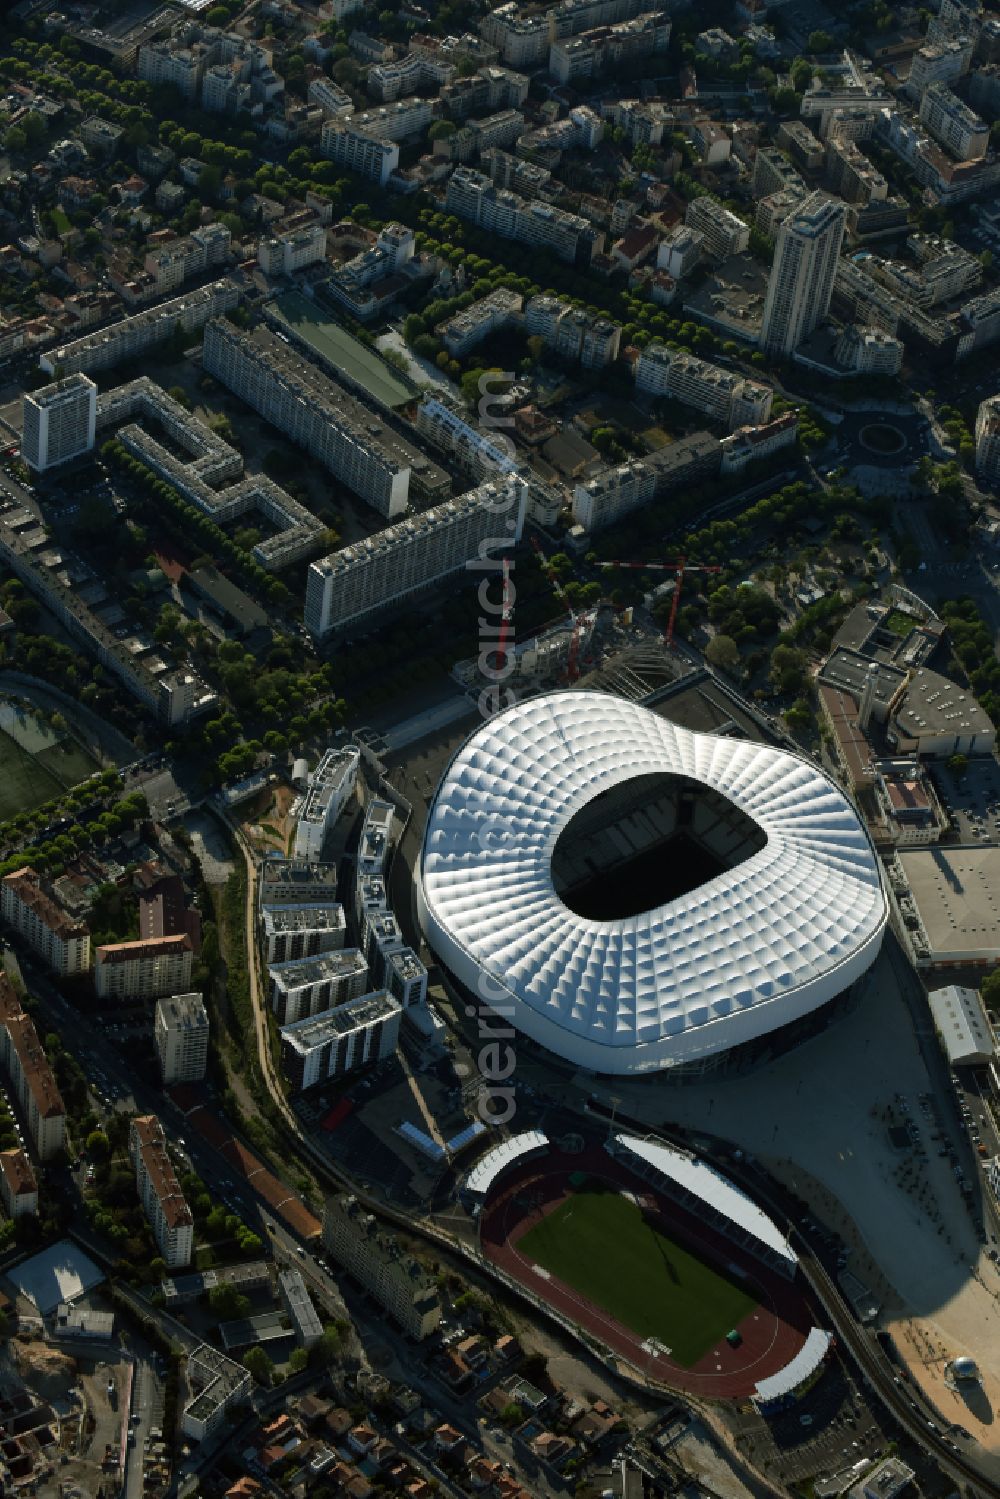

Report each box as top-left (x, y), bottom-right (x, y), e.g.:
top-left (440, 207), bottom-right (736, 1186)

top-left (548, 11), bottom-right (671, 84)
top-left (1, 867), bottom-right (91, 976)
top-left (294, 747), bottom-right (360, 862)
top-left (269, 948), bottom-right (369, 1026)
top-left (907, 37), bottom-right (974, 95)
top-left (323, 1193), bottom-right (441, 1338)
top-left (280, 990), bottom-right (401, 1091)
top-left (0, 977), bottom-right (66, 1162)
top-left (976, 395), bottom-right (1000, 482)
top-left (657, 226), bottom-right (704, 280)
top-left (720, 411), bottom-right (800, 474)
top-left (824, 138), bottom-right (887, 204)
top-left (350, 100), bottom-right (434, 142)
top-left (307, 76), bottom-right (355, 118)
top-left (258, 861), bottom-right (339, 911)
top-left (384, 946), bottom-right (428, 1010)
top-left (130, 1115), bottom-right (193, 1268)
top-left (480, 3), bottom-right (551, 66)
top-left (22, 374), bottom-right (97, 472)
top-left (635, 344), bottom-right (773, 428)
top-left (320, 122), bottom-right (400, 185)
top-left (438, 288), bottom-right (523, 357)
top-left (524, 294), bottom-right (621, 368)
top-left (446, 167), bottom-right (602, 266)
top-left (258, 221), bottom-right (328, 277)
top-left (94, 935), bottom-right (194, 1001)
top-left (684, 196), bottom-right (750, 261)
top-left (0, 1148), bottom-right (37, 1219)
top-left (414, 397), bottom-right (519, 482)
top-left (182, 1345), bottom-right (253, 1442)
top-left (304, 476), bottom-right (527, 639)
top-left (262, 905), bottom-right (346, 966)
top-left (368, 52), bottom-right (455, 101)
top-left (834, 323), bottom-right (903, 375)
top-left (919, 81), bottom-right (989, 160)
top-left (40, 280), bottom-right (241, 377)
top-left (203, 320), bottom-right (424, 519)
top-left (752, 146), bottom-right (806, 200)
top-left (571, 431), bottom-right (721, 532)
top-left (154, 993), bottom-right (210, 1084)
top-left (760, 191), bottom-right (846, 358)
top-left (143, 222), bottom-right (231, 297)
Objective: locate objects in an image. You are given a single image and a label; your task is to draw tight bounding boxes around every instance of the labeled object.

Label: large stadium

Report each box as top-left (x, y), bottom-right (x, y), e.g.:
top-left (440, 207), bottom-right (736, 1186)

top-left (416, 691), bottom-right (887, 1075)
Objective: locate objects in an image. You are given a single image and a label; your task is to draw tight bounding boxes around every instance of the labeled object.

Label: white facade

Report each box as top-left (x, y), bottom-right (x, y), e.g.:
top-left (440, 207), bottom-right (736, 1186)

top-left (919, 81), bottom-right (988, 160)
top-left (323, 1193), bottom-right (441, 1338)
top-left (760, 192), bottom-right (845, 357)
top-left (95, 936), bottom-right (194, 1001)
top-left (0, 1148), bottom-right (38, 1219)
top-left (269, 948), bottom-right (369, 1025)
top-left (834, 323), bottom-right (903, 375)
top-left (635, 344), bottom-right (773, 428)
top-left (130, 1115), bottom-right (194, 1268)
top-left (684, 196), bottom-right (750, 260)
top-left (908, 37), bottom-right (974, 95)
top-left (182, 1345), bottom-right (252, 1441)
top-left (262, 904), bottom-right (346, 965)
top-left (294, 748), bottom-right (360, 862)
top-left (304, 477), bottom-right (527, 639)
top-left (41, 279), bottom-right (241, 377)
top-left (22, 374), bottom-right (97, 472)
top-left (155, 993), bottom-right (210, 1084)
top-left (320, 122), bottom-right (400, 185)
top-left (417, 692), bottom-right (887, 1074)
top-left (258, 221), bottom-right (328, 277)
top-left (1, 868), bottom-right (91, 976)
top-left (927, 985), bottom-right (995, 1065)
top-left (280, 990), bottom-right (401, 1091)
top-left (975, 394), bottom-right (1000, 482)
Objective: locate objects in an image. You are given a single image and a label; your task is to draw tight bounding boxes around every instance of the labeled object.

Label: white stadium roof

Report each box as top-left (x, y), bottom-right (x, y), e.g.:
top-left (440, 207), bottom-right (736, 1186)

top-left (612, 1134), bottom-right (797, 1268)
top-left (417, 691), bottom-right (886, 1074)
top-left (464, 1131), bottom-right (549, 1197)
top-left (753, 1326), bottom-right (833, 1406)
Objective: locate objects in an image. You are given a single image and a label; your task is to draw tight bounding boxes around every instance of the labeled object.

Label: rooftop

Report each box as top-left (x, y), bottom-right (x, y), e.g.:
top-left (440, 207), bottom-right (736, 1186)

top-left (269, 947), bottom-right (367, 993)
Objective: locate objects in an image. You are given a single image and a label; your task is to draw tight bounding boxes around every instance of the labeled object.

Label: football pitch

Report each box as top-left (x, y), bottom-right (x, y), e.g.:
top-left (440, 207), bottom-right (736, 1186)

top-left (517, 1187), bottom-right (757, 1367)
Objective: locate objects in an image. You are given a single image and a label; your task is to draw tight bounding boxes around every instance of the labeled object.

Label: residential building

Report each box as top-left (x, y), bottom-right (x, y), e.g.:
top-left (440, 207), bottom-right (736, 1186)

top-left (384, 946), bottom-right (428, 1010)
top-left (323, 1193), bottom-right (442, 1338)
top-left (94, 935), bottom-right (194, 1001)
top-left (258, 861), bottom-right (338, 910)
top-left (414, 397), bottom-right (519, 483)
top-left (976, 395), bottom-right (1000, 482)
top-left (684, 197), bottom-right (750, 260)
top-left (319, 123), bottom-right (400, 185)
top-left (203, 320), bottom-right (446, 518)
top-left (760, 192), bottom-right (846, 357)
top-left (834, 323), bottom-right (903, 375)
top-left (154, 993), bottom-right (210, 1084)
top-left (751, 147), bottom-right (806, 200)
top-left (919, 81), bottom-right (988, 160)
top-left (657, 225), bottom-right (704, 279)
top-left (438, 289), bottom-right (523, 357)
top-left (480, 4), bottom-right (552, 66)
top-left (0, 980), bottom-right (66, 1161)
top-left (907, 37), bottom-right (974, 95)
top-left (0, 1148), bottom-right (37, 1218)
top-left (22, 373), bottom-right (97, 472)
top-left (304, 476), bottom-right (527, 639)
top-left (524, 294), bottom-right (621, 368)
top-left (635, 344), bottom-right (773, 427)
top-left (262, 906), bottom-right (347, 967)
top-left (182, 1345), bottom-right (253, 1442)
top-left (280, 990), bottom-right (402, 1091)
top-left (368, 52), bottom-right (455, 101)
top-left (40, 279), bottom-right (241, 376)
top-left (719, 411), bottom-right (799, 474)
top-left (1, 867), bottom-right (91, 976)
top-left (269, 949), bottom-right (369, 1025)
top-left (294, 748), bottom-right (360, 861)
top-left (825, 138), bottom-right (887, 204)
top-left (571, 431), bottom-right (721, 532)
top-left (130, 1115), bottom-right (193, 1268)
top-left (756, 188), bottom-right (807, 238)
top-left (440, 64), bottom-right (530, 121)
top-left (357, 801), bottom-right (395, 884)
top-left (278, 1268), bottom-right (323, 1347)
top-left (848, 1459), bottom-right (915, 1499)
top-left (548, 11), bottom-right (671, 85)
top-left (307, 77), bottom-right (355, 119)
top-left (446, 167), bottom-right (602, 267)
top-left (776, 118), bottom-right (824, 172)
top-left (257, 221), bottom-right (328, 277)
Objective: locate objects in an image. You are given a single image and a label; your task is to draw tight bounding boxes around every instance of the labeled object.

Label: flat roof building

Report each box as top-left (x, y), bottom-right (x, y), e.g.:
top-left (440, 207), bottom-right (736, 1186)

top-left (278, 1267), bottom-right (323, 1346)
top-left (258, 860), bottom-right (338, 909)
top-left (155, 992), bottom-right (210, 1084)
top-left (262, 904), bottom-right (346, 966)
top-left (927, 984), bottom-right (995, 1065)
top-left (22, 374), bottom-right (97, 472)
top-left (182, 1344), bottom-right (253, 1441)
top-left (40, 279), bottom-right (241, 376)
top-left (323, 1193), bottom-right (441, 1339)
top-left (130, 1114), bottom-right (193, 1268)
top-left (280, 989), bottom-right (401, 1091)
top-left (269, 948), bottom-right (369, 1026)
top-left (897, 846), bottom-right (1000, 968)
top-left (294, 748), bottom-right (360, 862)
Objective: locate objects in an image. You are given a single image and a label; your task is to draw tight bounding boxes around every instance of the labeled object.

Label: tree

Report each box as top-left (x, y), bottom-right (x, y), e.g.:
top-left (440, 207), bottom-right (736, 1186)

top-left (86, 1129), bottom-right (110, 1159)
top-left (208, 1283), bottom-right (251, 1320)
top-left (243, 1346), bottom-right (273, 1386)
top-left (807, 29), bottom-right (833, 52)
top-left (428, 120), bottom-right (457, 141)
top-left (946, 752), bottom-right (968, 777)
top-left (982, 967), bottom-right (1000, 1012)
top-left (706, 635), bottom-right (741, 674)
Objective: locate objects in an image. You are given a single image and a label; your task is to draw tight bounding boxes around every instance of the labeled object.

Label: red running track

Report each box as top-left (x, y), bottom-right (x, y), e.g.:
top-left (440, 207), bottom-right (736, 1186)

top-left (479, 1146), bottom-right (814, 1399)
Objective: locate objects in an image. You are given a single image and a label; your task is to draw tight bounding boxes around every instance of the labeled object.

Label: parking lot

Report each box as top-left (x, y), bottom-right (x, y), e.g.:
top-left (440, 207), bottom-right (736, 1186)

top-left (927, 757), bottom-right (1000, 845)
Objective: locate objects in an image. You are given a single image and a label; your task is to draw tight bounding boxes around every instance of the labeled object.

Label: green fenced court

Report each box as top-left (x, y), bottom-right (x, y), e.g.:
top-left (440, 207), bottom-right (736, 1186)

top-left (517, 1186), bottom-right (757, 1368)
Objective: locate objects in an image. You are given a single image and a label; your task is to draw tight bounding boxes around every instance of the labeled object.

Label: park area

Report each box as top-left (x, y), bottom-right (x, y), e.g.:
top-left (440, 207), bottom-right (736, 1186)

top-left (517, 1184), bottom-right (757, 1368)
top-left (0, 701), bottom-right (98, 822)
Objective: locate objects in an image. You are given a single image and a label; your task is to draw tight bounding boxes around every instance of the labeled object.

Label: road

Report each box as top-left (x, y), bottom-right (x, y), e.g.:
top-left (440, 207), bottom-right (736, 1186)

top-left (125, 1355), bottom-right (163, 1499)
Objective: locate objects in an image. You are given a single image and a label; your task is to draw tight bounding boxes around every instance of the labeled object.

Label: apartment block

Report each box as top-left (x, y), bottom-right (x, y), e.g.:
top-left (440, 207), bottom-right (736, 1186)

top-left (760, 191), bottom-right (845, 358)
top-left (571, 431), bottom-right (721, 533)
top-left (94, 935), bottom-right (194, 1002)
top-left (976, 395), bottom-right (1000, 482)
top-left (269, 948), bottom-right (368, 1026)
top-left (130, 1115), bottom-right (193, 1268)
top-left (834, 324), bottom-right (903, 376)
top-left (440, 64), bottom-right (529, 121)
top-left (258, 861), bottom-right (338, 911)
top-left (480, 3), bottom-right (551, 66)
top-left (262, 906), bottom-right (347, 967)
top-left (751, 147), bottom-right (806, 200)
top-left (368, 51), bottom-right (455, 101)
top-left (684, 196), bottom-right (750, 260)
top-left (154, 993), bottom-right (210, 1084)
top-left (324, 1193), bottom-right (441, 1338)
top-left (350, 99), bottom-right (435, 142)
top-left (657, 225), bottom-right (705, 279)
top-left (438, 289), bottom-right (523, 358)
top-left (0, 978), bottom-right (65, 1161)
top-left (258, 221), bottom-right (328, 277)
top-left (294, 748), bottom-right (360, 862)
top-left (635, 344), bottom-right (773, 428)
top-left (548, 11), bottom-right (671, 85)
top-left (280, 990), bottom-right (401, 1092)
top-left (319, 123), bottom-right (399, 185)
top-left (307, 76), bottom-right (355, 118)
top-left (182, 1345), bottom-right (253, 1442)
top-left (143, 222), bottom-right (231, 297)
top-left (278, 1268), bottom-right (323, 1347)
top-left (524, 294), bottom-right (621, 368)
top-left (414, 397), bottom-right (519, 483)
top-left (446, 167), bottom-right (602, 267)
top-left (304, 476), bottom-right (527, 639)
top-left (0, 1148), bottom-right (37, 1218)
top-left (22, 374), bottom-right (97, 472)
top-left (919, 81), bottom-right (989, 160)
top-left (825, 138), bottom-right (887, 204)
top-left (2, 867), bottom-right (91, 976)
top-left (40, 279), bottom-right (241, 377)
top-left (203, 320), bottom-right (443, 519)
top-left (384, 946), bottom-right (428, 1010)
top-left (907, 37), bottom-right (974, 95)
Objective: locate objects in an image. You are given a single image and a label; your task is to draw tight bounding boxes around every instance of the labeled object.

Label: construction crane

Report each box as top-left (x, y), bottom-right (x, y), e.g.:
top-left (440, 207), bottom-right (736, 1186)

top-left (531, 536), bottom-right (582, 682)
top-left (599, 558), bottom-right (722, 650)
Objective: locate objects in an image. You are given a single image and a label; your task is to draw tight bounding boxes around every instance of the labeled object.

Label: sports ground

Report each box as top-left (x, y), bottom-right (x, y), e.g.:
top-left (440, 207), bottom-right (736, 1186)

top-left (480, 1144), bottom-right (814, 1398)
top-left (518, 1186), bottom-right (756, 1367)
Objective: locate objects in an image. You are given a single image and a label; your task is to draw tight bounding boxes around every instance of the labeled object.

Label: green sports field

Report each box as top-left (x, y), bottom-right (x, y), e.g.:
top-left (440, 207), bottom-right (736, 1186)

top-left (517, 1188), bottom-right (757, 1367)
